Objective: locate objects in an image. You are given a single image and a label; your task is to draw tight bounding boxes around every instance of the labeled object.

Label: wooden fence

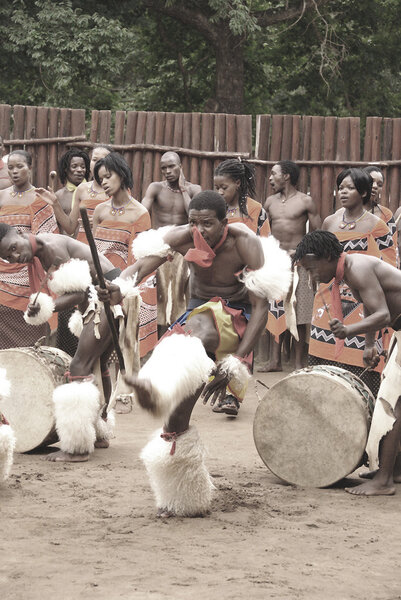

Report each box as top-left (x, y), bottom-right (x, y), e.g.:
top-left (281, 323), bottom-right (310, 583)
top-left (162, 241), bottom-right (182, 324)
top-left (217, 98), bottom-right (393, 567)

top-left (1, 104), bottom-right (401, 219)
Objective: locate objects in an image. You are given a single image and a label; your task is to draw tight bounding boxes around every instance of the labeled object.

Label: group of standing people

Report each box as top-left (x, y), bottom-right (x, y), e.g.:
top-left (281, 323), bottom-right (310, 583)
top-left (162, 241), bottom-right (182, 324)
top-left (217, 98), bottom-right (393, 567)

top-left (0, 139), bottom-right (401, 512)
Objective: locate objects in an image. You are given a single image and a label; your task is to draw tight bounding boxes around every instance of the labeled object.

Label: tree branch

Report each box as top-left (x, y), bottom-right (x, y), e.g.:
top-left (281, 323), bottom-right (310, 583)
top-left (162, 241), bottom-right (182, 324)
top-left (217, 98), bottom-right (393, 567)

top-left (143, 0), bottom-right (219, 44)
top-left (253, 0), bottom-right (331, 27)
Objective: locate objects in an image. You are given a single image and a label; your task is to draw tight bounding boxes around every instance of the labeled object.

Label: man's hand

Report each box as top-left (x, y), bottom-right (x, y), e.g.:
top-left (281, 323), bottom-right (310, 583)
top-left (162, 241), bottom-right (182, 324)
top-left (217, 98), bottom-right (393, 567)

top-left (329, 318), bottom-right (347, 339)
top-left (96, 281), bottom-right (123, 306)
top-left (35, 187), bottom-right (57, 206)
top-left (363, 346), bottom-right (380, 369)
top-left (26, 302), bottom-right (41, 317)
top-left (201, 367), bottom-right (230, 408)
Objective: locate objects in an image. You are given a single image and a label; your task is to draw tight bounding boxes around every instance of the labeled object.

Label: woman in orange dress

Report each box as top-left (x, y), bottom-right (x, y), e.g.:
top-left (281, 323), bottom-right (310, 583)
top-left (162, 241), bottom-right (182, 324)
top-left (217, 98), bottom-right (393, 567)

top-left (309, 168), bottom-right (396, 395)
top-left (0, 150), bottom-right (58, 348)
top-left (214, 158), bottom-right (270, 237)
top-left (92, 153), bottom-right (158, 361)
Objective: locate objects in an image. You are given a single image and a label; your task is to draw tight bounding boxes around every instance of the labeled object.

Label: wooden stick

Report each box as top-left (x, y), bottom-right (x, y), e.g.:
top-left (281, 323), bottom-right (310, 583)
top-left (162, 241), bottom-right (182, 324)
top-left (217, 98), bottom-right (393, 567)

top-left (31, 273), bottom-right (50, 306)
top-left (79, 208), bottom-right (125, 373)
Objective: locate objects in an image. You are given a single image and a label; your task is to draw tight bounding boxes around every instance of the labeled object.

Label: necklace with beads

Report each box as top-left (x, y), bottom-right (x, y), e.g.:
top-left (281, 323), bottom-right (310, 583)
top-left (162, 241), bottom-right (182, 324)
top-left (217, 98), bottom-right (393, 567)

top-left (164, 181), bottom-right (182, 194)
top-left (227, 206), bottom-right (239, 217)
top-left (10, 185), bottom-right (34, 198)
top-left (89, 182), bottom-right (101, 198)
top-left (339, 209), bottom-right (367, 230)
top-left (110, 196), bottom-right (134, 216)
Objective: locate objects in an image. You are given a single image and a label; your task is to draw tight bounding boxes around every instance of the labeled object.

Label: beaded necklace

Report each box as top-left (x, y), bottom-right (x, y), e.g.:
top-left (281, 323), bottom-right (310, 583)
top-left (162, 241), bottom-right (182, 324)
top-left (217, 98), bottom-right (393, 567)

top-left (227, 206), bottom-right (239, 217)
top-left (10, 185), bottom-right (35, 198)
top-left (110, 196), bottom-right (134, 216)
top-left (339, 209), bottom-right (367, 230)
top-left (164, 181), bottom-right (182, 194)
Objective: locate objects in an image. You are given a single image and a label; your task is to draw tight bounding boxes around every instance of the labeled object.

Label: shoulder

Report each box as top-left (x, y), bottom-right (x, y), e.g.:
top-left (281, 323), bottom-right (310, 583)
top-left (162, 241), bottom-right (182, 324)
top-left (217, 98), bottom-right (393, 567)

top-left (264, 193), bottom-right (279, 207)
top-left (146, 181), bottom-right (163, 195)
top-left (164, 223), bottom-right (192, 249)
top-left (188, 183), bottom-right (202, 197)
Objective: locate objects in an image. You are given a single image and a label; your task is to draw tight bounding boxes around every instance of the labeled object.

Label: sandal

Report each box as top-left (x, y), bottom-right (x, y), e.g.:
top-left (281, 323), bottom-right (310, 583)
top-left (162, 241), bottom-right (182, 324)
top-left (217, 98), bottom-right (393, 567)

top-left (212, 394), bottom-right (240, 416)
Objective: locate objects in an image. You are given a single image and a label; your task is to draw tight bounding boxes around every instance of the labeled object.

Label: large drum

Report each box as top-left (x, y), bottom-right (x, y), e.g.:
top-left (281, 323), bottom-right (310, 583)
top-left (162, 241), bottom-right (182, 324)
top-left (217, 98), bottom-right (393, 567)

top-left (253, 365), bottom-right (374, 487)
top-left (0, 346), bottom-right (71, 452)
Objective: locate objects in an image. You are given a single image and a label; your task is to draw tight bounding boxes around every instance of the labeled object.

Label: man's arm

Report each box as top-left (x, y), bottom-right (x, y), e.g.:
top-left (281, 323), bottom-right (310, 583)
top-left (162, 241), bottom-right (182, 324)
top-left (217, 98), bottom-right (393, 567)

top-left (141, 182), bottom-right (159, 212)
top-left (306, 196), bottom-right (322, 231)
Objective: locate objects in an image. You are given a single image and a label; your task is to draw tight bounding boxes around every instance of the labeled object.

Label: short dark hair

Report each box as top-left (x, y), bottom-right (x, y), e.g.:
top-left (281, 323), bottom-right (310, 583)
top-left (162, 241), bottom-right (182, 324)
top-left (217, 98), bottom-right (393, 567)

top-left (188, 191), bottom-right (227, 221)
top-left (58, 148), bottom-right (90, 185)
top-left (93, 152), bottom-right (133, 191)
top-left (293, 230), bottom-right (343, 265)
top-left (337, 168), bottom-right (372, 205)
top-left (214, 158), bottom-right (256, 218)
top-left (364, 165), bottom-right (384, 180)
top-left (277, 160), bottom-right (300, 186)
top-left (8, 150), bottom-right (32, 167)
top-left (0, 222), bottom-right (13, 243)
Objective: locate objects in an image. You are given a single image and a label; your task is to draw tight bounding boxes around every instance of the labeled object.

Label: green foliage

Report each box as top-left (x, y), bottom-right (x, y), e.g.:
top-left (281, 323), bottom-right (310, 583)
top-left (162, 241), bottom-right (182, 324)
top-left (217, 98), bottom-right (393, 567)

top-left (1, 0), bottom-right (401, 118)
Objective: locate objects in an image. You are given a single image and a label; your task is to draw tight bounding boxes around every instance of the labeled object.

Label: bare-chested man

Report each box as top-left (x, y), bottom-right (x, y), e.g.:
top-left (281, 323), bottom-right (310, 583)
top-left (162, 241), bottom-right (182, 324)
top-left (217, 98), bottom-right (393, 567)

top-left (294, 229), bottom-right (401, 496)
top-left (0, 223), bottom-right (120, 463)
top-left (142, 151), bottom-right (202, 331)
top-left (98, 191), bottom-right (292, 516)
top-left (55, 148), bottom-right (90, 226)
top-left (259, 160), bottom-right (321, 372)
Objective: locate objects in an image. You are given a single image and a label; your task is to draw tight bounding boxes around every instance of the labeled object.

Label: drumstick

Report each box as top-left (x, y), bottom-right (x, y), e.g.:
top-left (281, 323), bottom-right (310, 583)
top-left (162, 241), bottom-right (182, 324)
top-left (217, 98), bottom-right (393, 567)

top-left (31, 273), bottom-right (50, 306)
top-left (80, 207), bottom-right (125, 373)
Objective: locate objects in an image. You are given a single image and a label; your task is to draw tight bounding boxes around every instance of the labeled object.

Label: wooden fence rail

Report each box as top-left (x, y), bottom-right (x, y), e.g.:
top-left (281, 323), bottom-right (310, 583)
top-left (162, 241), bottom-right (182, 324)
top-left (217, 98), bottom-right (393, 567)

top-left (1, 104), bottom-right (401, 219)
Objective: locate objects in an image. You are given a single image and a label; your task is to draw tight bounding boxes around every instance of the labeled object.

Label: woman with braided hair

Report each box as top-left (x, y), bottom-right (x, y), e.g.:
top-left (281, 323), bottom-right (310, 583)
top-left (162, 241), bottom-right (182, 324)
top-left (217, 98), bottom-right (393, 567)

top-left (214, 159), bottom-right (270, 237)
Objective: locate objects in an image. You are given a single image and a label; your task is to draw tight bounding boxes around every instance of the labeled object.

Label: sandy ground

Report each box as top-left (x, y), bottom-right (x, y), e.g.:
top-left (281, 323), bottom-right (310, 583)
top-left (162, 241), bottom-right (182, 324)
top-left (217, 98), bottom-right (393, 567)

top-left (2, 363), bottom-right (401, 600)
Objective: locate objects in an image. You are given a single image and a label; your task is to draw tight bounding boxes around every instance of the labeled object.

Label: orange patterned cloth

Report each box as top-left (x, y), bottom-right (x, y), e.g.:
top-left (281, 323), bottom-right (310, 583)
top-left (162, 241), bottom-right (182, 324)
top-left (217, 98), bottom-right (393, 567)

top-left (0, 196), bottom-right (58, 312)
top-left (227, 197), bottom-right (270, 237)
top-left (95, 213), bottom-right (157, 357)
top-left (309, 220), bottom-right (396, 373)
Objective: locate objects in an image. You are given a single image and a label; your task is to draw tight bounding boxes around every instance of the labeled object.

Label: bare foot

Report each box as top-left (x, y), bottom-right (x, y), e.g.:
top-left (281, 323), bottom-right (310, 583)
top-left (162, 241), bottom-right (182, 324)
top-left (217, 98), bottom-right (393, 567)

top-left (43, 450), bottom-right (89, 462)
top-left (124, 375), bottom-right (157, 414)
top-left (157, 507), bottom-right (176, 518)
top-left (95, 439), bottom-right (109, 449)
top-left (345, 480), bottom-right (395, 496)
top-left (257, 363), bottom-right (282, 373)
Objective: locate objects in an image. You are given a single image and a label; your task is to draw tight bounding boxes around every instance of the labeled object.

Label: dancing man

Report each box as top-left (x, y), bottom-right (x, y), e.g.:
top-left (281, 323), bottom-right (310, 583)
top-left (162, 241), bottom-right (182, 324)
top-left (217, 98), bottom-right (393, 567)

top-left (0, 223), bottom-right (123, 463)
top-left (99, 191), bottom-right (292, 517)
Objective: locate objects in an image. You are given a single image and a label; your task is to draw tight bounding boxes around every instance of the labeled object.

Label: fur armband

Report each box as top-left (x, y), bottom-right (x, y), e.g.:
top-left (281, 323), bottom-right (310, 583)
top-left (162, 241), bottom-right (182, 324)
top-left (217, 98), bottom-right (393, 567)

top-left (132, 226), bottom-right (173, 260)
top-left (217, 355), bottom-right (251, 390)
top-left (23, 292), bottom-right (55, 325)
top-left (238, 236), bottom-right (292, 301)
top-left (48, 259), bottom-right (92, 296)
top-left (111, 276), bottom-right (140, 299)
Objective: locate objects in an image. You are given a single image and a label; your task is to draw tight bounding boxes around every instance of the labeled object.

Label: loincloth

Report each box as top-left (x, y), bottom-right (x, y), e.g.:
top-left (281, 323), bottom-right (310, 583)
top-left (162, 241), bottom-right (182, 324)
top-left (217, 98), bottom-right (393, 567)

top-left (156, 252), bottom-right (189, 326)
top-left (365, 331), bottom-right (401, 470)
top-left (168, 297), bottom-right (252, 402)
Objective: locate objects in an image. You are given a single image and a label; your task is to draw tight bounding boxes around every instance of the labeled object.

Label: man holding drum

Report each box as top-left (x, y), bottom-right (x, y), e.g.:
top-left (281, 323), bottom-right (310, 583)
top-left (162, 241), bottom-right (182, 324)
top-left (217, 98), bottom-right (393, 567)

top-left (293, 229), bottom-right (401, 496)
top-left (0, 223), bottom-right (121, 463)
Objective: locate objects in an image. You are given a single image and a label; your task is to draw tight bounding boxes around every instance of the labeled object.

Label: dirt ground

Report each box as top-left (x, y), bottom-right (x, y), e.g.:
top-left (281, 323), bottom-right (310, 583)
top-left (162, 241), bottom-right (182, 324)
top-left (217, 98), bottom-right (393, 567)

top-left (2, 362), bottom-right (401, 600)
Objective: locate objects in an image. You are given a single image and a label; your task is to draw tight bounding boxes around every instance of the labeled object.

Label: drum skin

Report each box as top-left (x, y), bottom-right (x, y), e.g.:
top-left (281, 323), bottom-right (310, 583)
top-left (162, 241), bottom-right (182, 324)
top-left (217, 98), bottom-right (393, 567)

top-left (253, 366), bottom-right (374, 488)
top-left (0, 346), bottom-right (71, 452)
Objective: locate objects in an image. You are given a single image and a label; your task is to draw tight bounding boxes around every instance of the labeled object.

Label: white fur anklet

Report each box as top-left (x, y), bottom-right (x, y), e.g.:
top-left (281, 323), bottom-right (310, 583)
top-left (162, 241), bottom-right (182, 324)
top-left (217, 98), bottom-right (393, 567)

top-left (239, 236), bottom-right (292, 300)
top-left (23, 292), bottom-right (55, 325)
top-left (0, 423), bottom-right (16, 481)
top-left (140, 426), bottom-right (214, 517)
top-left (137, 334), bottom-right (215, 418)
top-left (53, 380), bottom-right (100, 455)
top-left (94, 409), bottom-right (115, 441)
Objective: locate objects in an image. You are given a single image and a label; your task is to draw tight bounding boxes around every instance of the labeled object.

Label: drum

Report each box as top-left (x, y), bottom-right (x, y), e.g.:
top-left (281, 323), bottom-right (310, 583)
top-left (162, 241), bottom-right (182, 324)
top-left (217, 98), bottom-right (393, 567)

top-left (253, 365), bottom-right (374, 488)
top-left (0, 346), bottom-right (71, 452)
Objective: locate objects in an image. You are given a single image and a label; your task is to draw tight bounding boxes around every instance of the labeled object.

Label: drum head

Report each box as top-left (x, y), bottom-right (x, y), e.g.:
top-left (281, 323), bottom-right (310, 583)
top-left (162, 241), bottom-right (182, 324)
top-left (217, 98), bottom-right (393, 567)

top-left (0, 347), bottom-right (70, 452)
top-left (253, 369), bottom-right (370, 487)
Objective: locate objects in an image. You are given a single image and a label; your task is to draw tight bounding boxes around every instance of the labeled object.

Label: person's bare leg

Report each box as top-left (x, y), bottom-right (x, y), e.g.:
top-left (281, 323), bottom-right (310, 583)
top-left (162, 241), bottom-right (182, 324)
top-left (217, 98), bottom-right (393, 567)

top-left (346, 397), bottom-right (401, 496)
top-left (257, 333), bottom-right (283, 372)
top-left (282, 330), bottom-right (292, 363)
top-left (360, 453), bottom-right (401, 482)
top-left (293, 324), bottom-right (307, 371)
